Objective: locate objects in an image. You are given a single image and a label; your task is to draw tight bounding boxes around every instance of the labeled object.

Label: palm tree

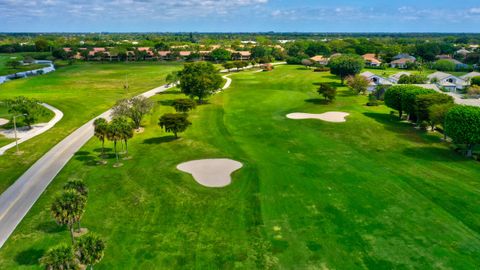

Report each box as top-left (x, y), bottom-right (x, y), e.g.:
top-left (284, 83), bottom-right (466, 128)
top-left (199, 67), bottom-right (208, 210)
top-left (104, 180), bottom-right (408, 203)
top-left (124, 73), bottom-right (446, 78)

top-left (118, 118), bottom-right (134, 156)
top-left (64, 180), bottom-right (89, 232)
top-left (51, 190), bottom-right (87, 244)
top-left (75, 235), bottom-right (106, 270)
top-left (40, 244), bottom-right (79, 270)
top-left (93, 118), bottom-right (108, 157)
top-left (107, 118), bottom-right (123, 163)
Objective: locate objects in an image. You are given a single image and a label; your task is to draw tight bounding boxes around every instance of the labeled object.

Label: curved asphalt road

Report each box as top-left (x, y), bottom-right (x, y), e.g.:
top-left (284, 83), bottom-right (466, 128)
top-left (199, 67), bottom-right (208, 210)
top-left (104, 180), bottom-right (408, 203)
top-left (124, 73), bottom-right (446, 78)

top-left (0, 84), bottom-right (171, 248)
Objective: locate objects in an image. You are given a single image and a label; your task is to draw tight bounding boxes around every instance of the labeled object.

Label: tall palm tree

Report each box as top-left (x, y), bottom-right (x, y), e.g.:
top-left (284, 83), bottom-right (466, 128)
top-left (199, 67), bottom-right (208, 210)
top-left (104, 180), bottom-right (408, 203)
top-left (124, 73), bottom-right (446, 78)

top-left (93, 118), bottom-right (108, 157)
top-left (51, 190), bottom-right (87, 244)
top-left (107, 118), bottom-right (123, 163)
top-left (64, 180), bottom-right (89, 232)
top-left (75, 235), bottom-right (106, 270)
top-left (118, 118), bottom-right (134, 156)
top-left (40, 244), bottom-right (79, 270)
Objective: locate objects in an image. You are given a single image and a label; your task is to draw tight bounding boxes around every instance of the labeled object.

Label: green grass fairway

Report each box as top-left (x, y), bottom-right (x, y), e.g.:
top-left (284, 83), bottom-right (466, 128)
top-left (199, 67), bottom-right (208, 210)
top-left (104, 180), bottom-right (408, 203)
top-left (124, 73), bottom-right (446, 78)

top-left (0, 62), bottom-right (181, 192)
top-left (1, 65), bottom-right (480, 269)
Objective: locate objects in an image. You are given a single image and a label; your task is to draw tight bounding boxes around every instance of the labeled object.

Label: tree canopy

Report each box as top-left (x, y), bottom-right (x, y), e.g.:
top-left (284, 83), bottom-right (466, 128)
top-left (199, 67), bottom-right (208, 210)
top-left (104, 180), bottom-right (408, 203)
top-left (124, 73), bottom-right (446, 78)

top-left (179, 62), bottom-right (223, 103)
top-left (328, 54), bottom-right (364, 84)
top-left (158, 113), bottom-right (191, 138)
top-left (445, 106), bottom-right (480, 157)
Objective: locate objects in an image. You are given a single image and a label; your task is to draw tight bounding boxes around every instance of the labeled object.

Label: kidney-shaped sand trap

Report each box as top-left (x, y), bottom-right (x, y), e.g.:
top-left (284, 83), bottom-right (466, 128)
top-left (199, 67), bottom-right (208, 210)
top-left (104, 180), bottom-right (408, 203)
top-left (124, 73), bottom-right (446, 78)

top-left (0, 118), bottom-right (9, 126)
top-left (177, 159), bottom-right (243, 188)
top-left (286, 112), bottom-right (350, 123)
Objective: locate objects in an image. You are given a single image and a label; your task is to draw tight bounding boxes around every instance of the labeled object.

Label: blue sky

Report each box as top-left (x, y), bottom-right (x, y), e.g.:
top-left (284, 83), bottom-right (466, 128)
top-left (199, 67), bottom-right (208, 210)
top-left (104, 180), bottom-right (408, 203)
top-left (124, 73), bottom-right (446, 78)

top-left (1, 0), bottom-right (480, 32)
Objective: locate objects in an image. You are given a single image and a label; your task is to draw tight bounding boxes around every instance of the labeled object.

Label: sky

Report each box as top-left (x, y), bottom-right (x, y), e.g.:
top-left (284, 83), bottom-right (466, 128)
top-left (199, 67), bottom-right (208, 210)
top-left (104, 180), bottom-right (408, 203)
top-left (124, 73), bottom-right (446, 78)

top-left (1, 0), bottom-right (480, 33)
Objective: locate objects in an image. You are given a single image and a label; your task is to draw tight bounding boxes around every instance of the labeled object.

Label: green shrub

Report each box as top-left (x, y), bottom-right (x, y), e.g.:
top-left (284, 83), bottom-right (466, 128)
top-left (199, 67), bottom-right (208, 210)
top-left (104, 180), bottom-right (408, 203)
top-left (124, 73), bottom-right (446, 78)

top-left (445, 106), bottom-right (480, 157)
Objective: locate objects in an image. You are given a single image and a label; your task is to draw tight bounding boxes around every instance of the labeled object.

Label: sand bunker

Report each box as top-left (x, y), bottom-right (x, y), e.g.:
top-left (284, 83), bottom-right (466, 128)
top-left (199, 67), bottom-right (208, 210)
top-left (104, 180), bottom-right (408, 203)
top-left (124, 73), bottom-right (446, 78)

top-left (0, 118), bottom-right (9, 126)
top-left (177, 158), bottom-right (243, 188)
top-left (286, 112), bottom-right (349, 123)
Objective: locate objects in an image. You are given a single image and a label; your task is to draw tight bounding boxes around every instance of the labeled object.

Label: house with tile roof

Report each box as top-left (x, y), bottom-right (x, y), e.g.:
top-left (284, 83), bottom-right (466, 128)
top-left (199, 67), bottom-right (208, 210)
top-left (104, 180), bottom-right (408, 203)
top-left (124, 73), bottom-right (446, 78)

top-left (362, 54), bottom-right (382, 67)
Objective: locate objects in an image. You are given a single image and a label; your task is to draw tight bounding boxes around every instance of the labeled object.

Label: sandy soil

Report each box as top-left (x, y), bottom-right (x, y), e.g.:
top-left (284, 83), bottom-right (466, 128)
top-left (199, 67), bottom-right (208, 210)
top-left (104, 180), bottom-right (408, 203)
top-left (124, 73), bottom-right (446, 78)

top-left (0, 118), bottom-right (9, 126)
top-left (177, 158), bottom-right (243, 188)
top-left (286, 112), bottom-right (350, 123)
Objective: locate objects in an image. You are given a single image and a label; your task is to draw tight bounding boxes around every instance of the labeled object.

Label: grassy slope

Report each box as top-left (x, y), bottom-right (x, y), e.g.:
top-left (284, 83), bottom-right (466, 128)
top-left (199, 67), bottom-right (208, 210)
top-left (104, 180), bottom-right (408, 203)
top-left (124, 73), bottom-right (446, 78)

top-left (0, 66), bottom-right (479, 269)
top-left (0, 62), bottom-right (181, 192)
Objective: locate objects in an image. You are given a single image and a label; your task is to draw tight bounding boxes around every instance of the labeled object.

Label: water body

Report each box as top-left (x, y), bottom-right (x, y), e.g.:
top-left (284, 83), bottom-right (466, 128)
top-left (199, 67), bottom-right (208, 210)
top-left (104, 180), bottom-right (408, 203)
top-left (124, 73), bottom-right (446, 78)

top-left (0, 60), bottom-right (55, 84)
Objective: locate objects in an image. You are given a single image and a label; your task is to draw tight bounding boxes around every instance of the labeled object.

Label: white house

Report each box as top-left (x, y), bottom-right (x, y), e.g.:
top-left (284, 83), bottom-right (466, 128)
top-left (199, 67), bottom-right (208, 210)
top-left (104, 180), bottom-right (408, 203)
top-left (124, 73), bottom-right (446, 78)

top-left (310, 55), bottom-right (329, 65)
top-left (388, 72), bottom-right (411, 84)
top-left (360, 71), bottom-right (393, 92)
top-left (427, 71), bottom-right (467, 92)
top-left (460, 72), bottom-right (480, 81)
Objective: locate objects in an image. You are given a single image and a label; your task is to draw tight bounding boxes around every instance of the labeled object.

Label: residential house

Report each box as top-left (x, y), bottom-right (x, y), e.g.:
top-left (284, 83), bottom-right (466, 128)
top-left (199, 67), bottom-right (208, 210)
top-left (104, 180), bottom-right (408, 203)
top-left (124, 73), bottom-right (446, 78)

top-left (158, 51), bottom-right (171, 60)
top-left (388, 71), bottom-right (411, 84)
top-left (310, 55), bottom-right (329, 65)
top-left (233, 51), bottom-right (251, 61)
top-left (390, 58), bottom-right (415, 69)
top-left (360, 71), bottom-right (393, 92)
top-left (427, 71), bottom-right (467, 92)
top-left (362, 54), bottom-right (382, 67)
top-left (393, 54), bottom-right (416, 61)
top-left (460, 71), bottom-right (480, 82)
top-left (436, 54), bottom-right (452, 60)
top-left (456, 48), bottom-right (471, 57)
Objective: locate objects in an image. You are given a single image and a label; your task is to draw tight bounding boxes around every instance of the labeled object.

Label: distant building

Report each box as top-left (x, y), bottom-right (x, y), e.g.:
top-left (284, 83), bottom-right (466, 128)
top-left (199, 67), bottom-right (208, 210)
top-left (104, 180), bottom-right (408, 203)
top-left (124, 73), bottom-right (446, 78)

top-left (310, 55), bottom-right (329, 65)
top-left (390, 58), bottom-right (415, 69)
top-left (362, 54), bottom-right (382, 67)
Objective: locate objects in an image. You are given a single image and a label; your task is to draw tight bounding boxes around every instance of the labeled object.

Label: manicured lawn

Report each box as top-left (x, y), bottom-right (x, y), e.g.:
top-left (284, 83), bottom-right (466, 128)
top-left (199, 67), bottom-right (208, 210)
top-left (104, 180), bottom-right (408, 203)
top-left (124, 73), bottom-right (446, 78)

top-left (0, 62), bottom-right (182, 193)
top-left (1, 65), bottom-right (480, 269)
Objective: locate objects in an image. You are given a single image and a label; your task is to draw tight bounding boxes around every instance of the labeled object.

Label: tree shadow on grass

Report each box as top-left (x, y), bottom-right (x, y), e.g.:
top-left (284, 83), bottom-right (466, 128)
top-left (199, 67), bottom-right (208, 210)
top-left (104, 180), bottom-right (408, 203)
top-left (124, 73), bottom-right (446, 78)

top-left (74, 151), bottom-right (98, 166)
top-left (143, 135), bottom-right (177, 145)
top-left (305, 98), bottom-right (330, 105)
top-left (312, 82), bottom-right (343, 88)
top-left (15, 248), bottom-right (45, 265)
top-left (363, 112), bottom-right (433, 144)
top-left (158, 89), bottom-right (182, 95)
top-left (93, 147), bottom-right (112, 153)
top-left (36, 221), bottom-right (64, 233)
top-left (403, 146), bottom-right (470, 162)
top-left (159, 100), bottom-right (175, 106)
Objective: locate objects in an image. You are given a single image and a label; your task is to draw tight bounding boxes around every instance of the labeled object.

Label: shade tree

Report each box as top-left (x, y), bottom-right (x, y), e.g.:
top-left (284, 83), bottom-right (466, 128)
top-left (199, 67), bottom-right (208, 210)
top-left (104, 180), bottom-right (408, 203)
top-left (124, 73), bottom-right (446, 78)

top-left (445, 105), bottom-right (480, 157)
top-left (178, 62), bottom-right (223, 103)
top-left (172, 98), bottom-right (196, 113)
top-left (346, 74), bottom-right (370, 95)
top-left (111, 96), bottom-right (153, 129)
top-left (414, 93), bottom-right (454, 125)
top-left (158, 113), bottom-right (191, 138)
top-left (328, 54), bottom-right (364, 84)
top-left (317, 83), bottom-right (337, 102)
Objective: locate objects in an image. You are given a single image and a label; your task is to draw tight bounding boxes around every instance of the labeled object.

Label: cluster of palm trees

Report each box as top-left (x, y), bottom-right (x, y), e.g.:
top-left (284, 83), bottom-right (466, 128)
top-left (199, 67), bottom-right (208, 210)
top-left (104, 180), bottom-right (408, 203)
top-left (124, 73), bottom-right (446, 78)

top-left (93, 117), bottom-right (134, 165)
top-left (41, 180), bottom-right (105, 270)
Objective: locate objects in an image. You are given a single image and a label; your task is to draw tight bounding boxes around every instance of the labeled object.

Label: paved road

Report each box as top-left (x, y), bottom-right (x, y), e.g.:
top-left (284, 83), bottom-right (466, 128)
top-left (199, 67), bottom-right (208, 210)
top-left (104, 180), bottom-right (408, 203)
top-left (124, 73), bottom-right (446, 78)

top-left (0, 103), bottom-right (64, 155)
top-left (0, 84), bottom-right (171, 248)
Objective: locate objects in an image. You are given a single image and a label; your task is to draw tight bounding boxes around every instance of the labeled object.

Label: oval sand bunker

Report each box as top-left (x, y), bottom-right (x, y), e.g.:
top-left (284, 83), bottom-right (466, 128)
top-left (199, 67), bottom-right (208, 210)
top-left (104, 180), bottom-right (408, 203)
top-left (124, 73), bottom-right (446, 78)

top-left (0, 118), bottom-right (9, 126)
top-left (177, 159), bottom-right (243, 188)
top-left (287, 112), bottom-right (349, 123)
